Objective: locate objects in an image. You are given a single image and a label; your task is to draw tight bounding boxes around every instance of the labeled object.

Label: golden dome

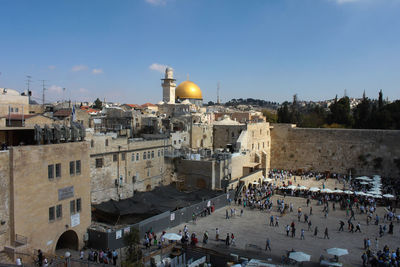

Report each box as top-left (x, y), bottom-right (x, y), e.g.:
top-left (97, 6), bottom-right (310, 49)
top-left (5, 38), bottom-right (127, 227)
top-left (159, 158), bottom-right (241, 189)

top-left (175, 81), bottom-right (203, 100)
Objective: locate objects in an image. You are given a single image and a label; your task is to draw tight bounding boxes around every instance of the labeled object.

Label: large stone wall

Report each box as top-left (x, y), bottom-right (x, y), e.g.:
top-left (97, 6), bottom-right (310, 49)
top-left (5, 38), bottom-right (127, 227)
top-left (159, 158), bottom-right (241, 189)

top-left (270, 124), bottom-right (400, 177)
top-left (0, 151), bottom-right (10, 251)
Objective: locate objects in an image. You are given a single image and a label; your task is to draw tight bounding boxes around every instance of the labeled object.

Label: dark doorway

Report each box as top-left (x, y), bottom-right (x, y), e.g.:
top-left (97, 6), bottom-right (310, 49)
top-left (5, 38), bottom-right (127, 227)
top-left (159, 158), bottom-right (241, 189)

top-left (56, 230), bottom-right (79, 251)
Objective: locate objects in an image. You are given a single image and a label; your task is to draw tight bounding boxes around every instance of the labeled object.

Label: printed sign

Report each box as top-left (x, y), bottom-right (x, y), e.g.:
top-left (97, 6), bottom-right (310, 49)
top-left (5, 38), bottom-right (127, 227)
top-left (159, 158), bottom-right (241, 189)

top-left (71, 213), bottom-right (80, 227)
top-left (207, 201), bottom-right (211, 207)
top-left (170, 213), bottom-right (175, 221)
top-left (58, 186), bottom-right (74, 201)
top-left (116, 230), bottom-right (122, 239)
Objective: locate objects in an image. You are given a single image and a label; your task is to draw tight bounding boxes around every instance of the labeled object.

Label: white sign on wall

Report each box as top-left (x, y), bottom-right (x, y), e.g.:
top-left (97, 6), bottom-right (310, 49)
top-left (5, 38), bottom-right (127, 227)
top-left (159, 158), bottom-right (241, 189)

top-left (207, 201), bottom-right (211, 207)
top-left (71, 213), bottom-right (80, 227)
top-left (116, 230), bottom-right (122, 240)
top-left (170, 213), bottom-right (175, 221)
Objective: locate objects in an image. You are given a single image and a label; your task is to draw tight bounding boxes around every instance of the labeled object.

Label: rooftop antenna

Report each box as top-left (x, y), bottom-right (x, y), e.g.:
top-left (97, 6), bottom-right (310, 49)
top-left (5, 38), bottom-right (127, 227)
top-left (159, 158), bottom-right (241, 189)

top-left (344, 88), bottom-right (347, 98)
top-left (217, 81), bottom-right (220, 105)
top-left (26, 75), bottom-right (32, 92)
top-left (39, 79), bottom-right (48, 108)
top-left (63, 88), bottom-right (66, 102)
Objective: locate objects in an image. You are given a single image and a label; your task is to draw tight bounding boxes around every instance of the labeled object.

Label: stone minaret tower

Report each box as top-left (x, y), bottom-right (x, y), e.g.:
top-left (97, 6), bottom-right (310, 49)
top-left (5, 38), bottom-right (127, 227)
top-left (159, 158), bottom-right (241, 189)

top-left (161, 67), bottom-right (176, 104)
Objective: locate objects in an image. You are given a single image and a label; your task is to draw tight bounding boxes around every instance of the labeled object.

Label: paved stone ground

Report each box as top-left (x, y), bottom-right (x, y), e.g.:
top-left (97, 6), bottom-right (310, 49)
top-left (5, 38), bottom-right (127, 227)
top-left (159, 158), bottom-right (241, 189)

top-left (166, 195), bottom-right (399, 267)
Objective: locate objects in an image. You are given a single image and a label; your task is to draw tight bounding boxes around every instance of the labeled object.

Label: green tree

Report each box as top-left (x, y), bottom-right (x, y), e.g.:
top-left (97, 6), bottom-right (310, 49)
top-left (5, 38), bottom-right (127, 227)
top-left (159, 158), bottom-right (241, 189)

top-left (328, 96), bottom-right (353, 127)
top-left (277, 102), bottom-right (291, 123)
top-left (353, 91), bottom-right (372, 129)
top-left (93, 98), bottom-right (103, 109)
top-left (123, 228), bottom-right (144, 267)
top-left (262, 109), bottom-right (278, 123)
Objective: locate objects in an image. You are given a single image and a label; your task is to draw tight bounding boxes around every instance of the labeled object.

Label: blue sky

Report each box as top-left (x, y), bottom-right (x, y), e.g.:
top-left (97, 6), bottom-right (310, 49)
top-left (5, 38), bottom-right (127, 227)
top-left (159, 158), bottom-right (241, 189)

top-left (0, 0), bottom-right (399, 104)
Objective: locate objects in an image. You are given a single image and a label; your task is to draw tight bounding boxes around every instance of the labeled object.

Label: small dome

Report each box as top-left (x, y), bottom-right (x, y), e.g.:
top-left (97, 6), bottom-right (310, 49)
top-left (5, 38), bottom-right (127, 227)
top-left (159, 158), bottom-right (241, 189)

top-left (157, 101), bottom-right (165, 105)
top-left (181, 99), bottom-right (192, 105)
top-left (175, 81), bottom-right (202, 100)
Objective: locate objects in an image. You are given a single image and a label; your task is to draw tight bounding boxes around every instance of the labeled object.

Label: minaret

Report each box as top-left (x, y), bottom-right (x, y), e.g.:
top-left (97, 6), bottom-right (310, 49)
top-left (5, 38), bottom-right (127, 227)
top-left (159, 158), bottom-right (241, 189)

top-left (161, 67), bottom-right (176, 104)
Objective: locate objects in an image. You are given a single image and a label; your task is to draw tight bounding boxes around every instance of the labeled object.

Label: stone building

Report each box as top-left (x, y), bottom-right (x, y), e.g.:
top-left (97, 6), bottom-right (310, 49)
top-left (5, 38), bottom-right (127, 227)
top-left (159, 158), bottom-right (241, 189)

top-left (0, 141), bottom-right (91, 256)
top-left (0, 88), bottom-right (30, 117)
top-left (88, 134), bottom-right (173, 204)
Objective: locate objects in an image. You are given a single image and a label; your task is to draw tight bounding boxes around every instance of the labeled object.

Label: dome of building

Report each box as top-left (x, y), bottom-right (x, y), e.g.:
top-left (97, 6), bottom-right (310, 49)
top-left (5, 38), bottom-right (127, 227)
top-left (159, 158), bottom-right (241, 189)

top-left (175, 81), bottom-right (203, 100)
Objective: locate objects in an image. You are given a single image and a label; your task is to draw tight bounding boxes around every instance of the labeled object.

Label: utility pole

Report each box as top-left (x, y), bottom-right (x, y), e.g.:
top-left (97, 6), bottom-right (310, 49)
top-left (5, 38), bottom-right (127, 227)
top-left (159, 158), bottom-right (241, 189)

top-left (217, 81), bottom-right (220, 105)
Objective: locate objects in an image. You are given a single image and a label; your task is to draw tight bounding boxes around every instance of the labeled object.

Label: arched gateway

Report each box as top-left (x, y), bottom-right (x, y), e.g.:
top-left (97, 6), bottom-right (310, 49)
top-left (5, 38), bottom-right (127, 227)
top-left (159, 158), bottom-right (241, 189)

top-left (56, 230), bottom-right (79, 251)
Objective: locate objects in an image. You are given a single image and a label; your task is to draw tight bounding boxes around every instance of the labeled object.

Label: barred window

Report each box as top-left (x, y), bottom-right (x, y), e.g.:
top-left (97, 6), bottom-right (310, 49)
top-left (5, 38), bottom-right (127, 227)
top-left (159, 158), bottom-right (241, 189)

top-left (69, 161), bottom-right (75, 176)
top-left (56, 204), bottom-right (62, 219)
top-left (76, 160), bottom-right (81, 174)
top-left (49, 207), bottom-right (55, 221)
top-left (55, 163), bottom-right (61, 178)
top-left (48, 165), bottom-right (54, 180)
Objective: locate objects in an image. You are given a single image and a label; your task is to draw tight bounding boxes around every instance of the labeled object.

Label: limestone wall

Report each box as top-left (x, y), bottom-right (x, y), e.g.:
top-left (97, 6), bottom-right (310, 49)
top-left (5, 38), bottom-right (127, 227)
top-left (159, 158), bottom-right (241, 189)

top-left (9, 142), bottom-right (91, 253)
top-left (89, 135), bottom-right (173, 204)
top-left (270, 124), bottom-right (400, 177)
top-left (0, 151), bottom-right (10, 251)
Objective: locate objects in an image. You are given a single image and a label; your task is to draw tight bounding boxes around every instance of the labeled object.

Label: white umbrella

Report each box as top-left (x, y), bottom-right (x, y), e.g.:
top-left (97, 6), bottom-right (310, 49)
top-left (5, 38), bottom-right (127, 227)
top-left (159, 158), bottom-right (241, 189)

top-left (326, 248), bottom-right (349, 257)
top-left (383, 194), bottom-right (395, 199)
top-left (287, 185), bottom-right (297, 190)
top-left (163, 233), bottom-right (182, 241)
top-left (263, 178), bottom-right (273, 182)
top-left (333, 189), bottom-right (344, 193)
top-left (309, 187), bottom-right (320, 192)
top-left (289, 252), bottom-right (311, 262)
top-left (373, 195), bottom-right (382, 199)
top-left (298, 186), bottom-right (308, 190)
top-left (359, 182), bottom-right (370, 185)
top-left (252, 181), bottom-right (259, 185)
top-left (355, 191), bottom-right (366, 196)
top-left (320, 188), bottom-right (333, 193)
top-left (356, 176), bottom-right (372, 181)
top-left (343, 190), bottom-right (353, 194)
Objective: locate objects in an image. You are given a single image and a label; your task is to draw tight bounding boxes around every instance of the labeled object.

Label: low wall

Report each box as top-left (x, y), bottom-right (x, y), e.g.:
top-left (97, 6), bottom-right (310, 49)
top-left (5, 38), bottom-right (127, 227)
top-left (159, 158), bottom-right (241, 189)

top-left (270, 124), bottom-right (400, 177)
top-left (88, 192), bottom-right (230, 250)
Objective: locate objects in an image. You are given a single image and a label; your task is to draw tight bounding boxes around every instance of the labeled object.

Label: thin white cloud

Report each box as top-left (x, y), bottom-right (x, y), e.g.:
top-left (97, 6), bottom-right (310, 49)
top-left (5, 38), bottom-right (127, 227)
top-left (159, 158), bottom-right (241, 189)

top-left (48, 65), bottom-right (56, 70)
top-left (48, 85), bottom-right (63, 93)
top-left (334, 0), bottom-right (362, 4)
top-left (71, 65), bottom-right (88, 72)
top-left (92, 68), bottom-right (104, 75)
top-left (149, 63), bottom-right (167, 73)
top-left (145, 0), bottom-right (167, 6)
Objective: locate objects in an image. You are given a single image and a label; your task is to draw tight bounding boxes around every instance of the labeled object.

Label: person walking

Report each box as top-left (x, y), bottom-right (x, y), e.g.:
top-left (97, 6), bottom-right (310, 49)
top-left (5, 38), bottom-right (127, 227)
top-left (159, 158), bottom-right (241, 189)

top-left (291, 225), bottom-right (296, 238)
top-left (310, 206), bottom-right (313, 215)
top-left (286, 225), bottom-right (290, 237)
top-left (265, 238), bottom-right (271, 251)
top-left (226, 209), bottom-right (229, 219)
top-left (270, 215), bottom-right (274, 226)
top-left (355, 222), bottom-right (361, 233)
top-left (324, 227), bottom-right (329, 239)
top-left (230, 233), bottom-right (235, 246)
top-left (314, 226), bottom-right (318, 237)
top-left (216, 228), bottom-right (219, 241)
top-left (225, 233), bottom-right (230, 246)
top-left (300, 229), bottom-right (305, 240)
top-left (275, 216), bottom-right (279, 227)
top-left (308, 220), bottom-right (312, 231)
top-left (339, 220), bottom-right (345, 231)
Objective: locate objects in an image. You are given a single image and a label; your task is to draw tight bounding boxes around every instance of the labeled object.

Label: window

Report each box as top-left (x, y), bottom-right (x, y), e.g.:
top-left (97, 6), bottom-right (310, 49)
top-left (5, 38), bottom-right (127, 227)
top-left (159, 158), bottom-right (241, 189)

top-left (174, 140), bottom-right (176, 145)
top-left (91, 140), bottom-right (94, 148)
top-left (76, 198), bottom-right (81, 212)
top-left (69, 161), bottom-right (75, 176)
top-left (263, 142), bottom-right (265, 148)
top-left (105, 139), bottom-right (109, 146)
top-left (70, 200), bottom-right (76, 214)
top-left (143, 152), bottom-right (147, 160)
top-left (252, 144), bottom-right (254, 150)
top-left (48, 165), bottom-right (54, 179)
top-left (147, 151), bottom-right (150, 159)
top-left (184, 137), bottom-right (186, 142)
top-left (55, 163), bottom-right (61, 178)
top-left (15, 108), bottom-right (19, 112)
top-left (158, 150), bottom-right (160, 157)
top-left (178, 140), bottom-right (181, 144)
top-left (151, 151), bottom-right (154, 158)
top-left (76, 160), bottom-right (81, 174)
top-left (49, 207), bottom-right (55, 221)
top-left (131, 153), bottom-right (135, 162)
top-left (10, 107), bottom-right (13, 112)
top-left (56, 204), bottom-right (62, 219)
top-left (147, 169), bottom-right (150, 177)
top-left (113, 154), bottom-right (118, 162)
top-left (161, 150), bottom-right (164, 156)
top-left (95, 158), bottom-right (103, 168)
top-left (122, 153), bottom-right (126, 161)
top-left (136, 153), bottom-right (139, 161)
